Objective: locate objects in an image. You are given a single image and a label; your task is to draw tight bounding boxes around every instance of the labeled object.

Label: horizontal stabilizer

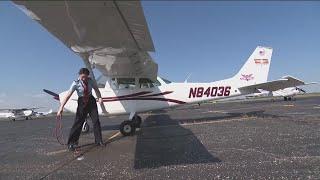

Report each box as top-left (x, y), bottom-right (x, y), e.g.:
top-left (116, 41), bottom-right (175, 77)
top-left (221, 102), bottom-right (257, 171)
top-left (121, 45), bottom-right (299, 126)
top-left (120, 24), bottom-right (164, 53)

top-left (239, 76), bottom-right (307, 93)
top-left (43, 89), bottom-right (59, 101)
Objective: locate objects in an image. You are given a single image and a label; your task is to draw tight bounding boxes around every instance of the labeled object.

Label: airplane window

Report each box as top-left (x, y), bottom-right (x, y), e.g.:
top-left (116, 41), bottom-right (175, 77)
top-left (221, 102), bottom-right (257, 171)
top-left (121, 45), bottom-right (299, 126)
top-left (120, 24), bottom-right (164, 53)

top-left (117, 78), bottom-right (136, 89)
top-left (161, 77), bottom-right (172, 84)
top-left (139, 78), bottom-right (161, 88)
top-left (153, 79), bottom-right (161, 86)
top-left (96, 75), bottom-right (107, 88)
top-left (111, 78), bottom-right (118, 89)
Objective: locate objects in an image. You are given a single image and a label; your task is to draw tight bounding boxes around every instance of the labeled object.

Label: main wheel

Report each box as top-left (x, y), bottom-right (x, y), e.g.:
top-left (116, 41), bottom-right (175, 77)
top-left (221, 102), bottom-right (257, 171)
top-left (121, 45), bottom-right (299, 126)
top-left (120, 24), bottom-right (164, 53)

top-left (82, 122), bottom-right (90, 133)
top-left (288, 97), bottom-right (292, 101)
top-left (133, 115), bottom-right (142, 128)
top-left (284, 97), bottom-right (288, 101)
top-left (120, 120), bottom-right (136, 136)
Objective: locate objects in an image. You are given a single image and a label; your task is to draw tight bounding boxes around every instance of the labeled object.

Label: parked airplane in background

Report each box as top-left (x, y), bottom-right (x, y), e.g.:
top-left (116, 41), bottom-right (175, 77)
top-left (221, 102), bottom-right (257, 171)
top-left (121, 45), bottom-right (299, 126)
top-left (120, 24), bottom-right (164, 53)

top-left (33, 109), bottom-right (53, 117)
top-left (246, 84), bottom-right (316, 101)
top-left (15, 1), bottom-right (309, 136)
top-left (0, 108), bottom-right (51, 121)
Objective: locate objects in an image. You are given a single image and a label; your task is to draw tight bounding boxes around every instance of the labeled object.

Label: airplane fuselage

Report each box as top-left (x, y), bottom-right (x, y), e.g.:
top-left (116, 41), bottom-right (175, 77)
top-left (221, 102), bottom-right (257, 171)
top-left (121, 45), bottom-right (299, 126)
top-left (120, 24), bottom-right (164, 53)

top-left (0, 110), bottom-right (33, 120)
top-left (62, 79), bottom-right (243, 116)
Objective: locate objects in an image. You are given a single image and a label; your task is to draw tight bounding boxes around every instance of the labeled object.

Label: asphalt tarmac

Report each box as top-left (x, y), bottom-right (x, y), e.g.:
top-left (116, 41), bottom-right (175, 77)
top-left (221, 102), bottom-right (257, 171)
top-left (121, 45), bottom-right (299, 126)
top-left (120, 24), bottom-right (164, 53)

top-left (1, 96), bottom-right (320, 179)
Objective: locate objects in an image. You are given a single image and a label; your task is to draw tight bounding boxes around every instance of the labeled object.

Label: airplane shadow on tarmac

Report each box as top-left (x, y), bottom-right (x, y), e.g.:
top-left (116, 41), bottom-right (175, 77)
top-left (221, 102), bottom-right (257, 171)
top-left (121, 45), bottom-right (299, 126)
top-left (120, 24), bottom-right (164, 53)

top-left (134, 110), bottom-right (285, 169)
top-left (178, 110), bottom-right (285, 125)
top-left (134, 114), bottom-right (221, 169)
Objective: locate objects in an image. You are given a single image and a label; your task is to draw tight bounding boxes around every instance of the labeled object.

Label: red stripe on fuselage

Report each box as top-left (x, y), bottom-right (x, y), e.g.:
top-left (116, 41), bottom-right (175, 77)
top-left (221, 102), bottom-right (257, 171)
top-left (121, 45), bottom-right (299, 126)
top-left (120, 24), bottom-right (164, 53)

top-left (101, 91), bottom-right (185, 104)
top-left (138, 91), bottom-right (173, 97)
top-left (102, 91), bottom-right (152, 100)
top-left (102, 97), bottom-right (186, 104)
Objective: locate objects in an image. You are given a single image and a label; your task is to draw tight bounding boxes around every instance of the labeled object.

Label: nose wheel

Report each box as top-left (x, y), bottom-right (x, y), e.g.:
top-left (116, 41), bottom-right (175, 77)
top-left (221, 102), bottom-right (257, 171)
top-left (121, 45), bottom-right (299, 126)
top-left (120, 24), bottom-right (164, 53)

top-left (120, 121), bottom-right (136, 136)
top-left (119, 115), bottom-right (142, 136)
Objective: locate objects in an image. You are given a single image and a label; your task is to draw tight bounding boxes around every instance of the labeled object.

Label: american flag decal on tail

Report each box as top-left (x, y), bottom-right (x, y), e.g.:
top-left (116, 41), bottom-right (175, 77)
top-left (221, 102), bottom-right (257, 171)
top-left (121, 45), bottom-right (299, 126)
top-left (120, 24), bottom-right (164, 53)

top-left (254, 59), bottom-right (269, 64)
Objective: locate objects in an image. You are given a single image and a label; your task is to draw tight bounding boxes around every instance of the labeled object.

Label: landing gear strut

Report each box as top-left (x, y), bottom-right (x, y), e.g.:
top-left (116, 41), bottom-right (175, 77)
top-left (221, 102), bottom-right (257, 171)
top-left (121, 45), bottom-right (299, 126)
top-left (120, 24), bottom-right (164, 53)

top-left (133, 115), bottom-right (142, 128)
top-left (119, 115), bottom-right (142, 136)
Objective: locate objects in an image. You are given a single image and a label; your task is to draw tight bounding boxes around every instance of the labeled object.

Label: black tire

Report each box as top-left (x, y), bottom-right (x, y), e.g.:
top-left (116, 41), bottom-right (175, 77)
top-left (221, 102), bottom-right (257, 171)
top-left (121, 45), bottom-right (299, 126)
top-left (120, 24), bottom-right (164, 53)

top-left (25, 117), bottom-right (28, 120)
top-left (120, 120), bottom-right (136, 136)
top-left (12, 119), bottom-right (15, 122)
top-left (133, 115), bottom-right (142, 128)
top-left (284, 97), bottom-right (287, 101)
top-left (288, 97), bottom-right (292, 101)
top-left (82, 122), bottom-right (90, 133)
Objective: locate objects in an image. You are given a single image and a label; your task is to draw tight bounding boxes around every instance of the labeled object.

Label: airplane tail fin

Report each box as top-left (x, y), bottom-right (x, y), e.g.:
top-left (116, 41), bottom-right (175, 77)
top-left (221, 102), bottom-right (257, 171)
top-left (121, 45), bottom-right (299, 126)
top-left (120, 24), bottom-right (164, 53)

top-left (232, 46), bottom-right (273, 87)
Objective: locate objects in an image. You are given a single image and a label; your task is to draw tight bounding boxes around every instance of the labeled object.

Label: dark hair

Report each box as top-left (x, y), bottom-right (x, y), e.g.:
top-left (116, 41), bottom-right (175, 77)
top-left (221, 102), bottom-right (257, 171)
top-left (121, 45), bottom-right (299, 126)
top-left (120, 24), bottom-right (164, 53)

top-left (78, 68), bottom-right (90, 75)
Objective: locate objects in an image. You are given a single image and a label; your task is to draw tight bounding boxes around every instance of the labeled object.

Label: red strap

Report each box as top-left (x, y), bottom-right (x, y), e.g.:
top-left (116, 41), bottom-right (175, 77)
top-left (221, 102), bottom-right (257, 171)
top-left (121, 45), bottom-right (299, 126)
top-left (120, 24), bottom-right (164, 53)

top-left (54, 115), bottom-right (66, 145)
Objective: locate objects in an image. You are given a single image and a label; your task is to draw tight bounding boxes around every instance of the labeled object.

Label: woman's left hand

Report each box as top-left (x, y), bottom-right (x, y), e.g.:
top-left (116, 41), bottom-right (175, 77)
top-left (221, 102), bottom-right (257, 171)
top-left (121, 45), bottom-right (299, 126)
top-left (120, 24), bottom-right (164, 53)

top-left (98, 97), bottom-right (103, 105)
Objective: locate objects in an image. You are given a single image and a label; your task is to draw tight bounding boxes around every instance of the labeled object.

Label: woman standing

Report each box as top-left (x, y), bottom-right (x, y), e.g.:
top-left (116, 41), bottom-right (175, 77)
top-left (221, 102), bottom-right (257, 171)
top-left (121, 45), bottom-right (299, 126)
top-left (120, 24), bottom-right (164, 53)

top-left (57, 68), bottom-right (104, 151)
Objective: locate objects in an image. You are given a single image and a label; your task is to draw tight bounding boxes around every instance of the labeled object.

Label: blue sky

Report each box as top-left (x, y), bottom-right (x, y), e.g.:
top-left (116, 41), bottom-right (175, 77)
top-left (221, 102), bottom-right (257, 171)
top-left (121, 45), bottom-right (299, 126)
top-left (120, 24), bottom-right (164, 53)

top-left (0, 1), bottom-right (319, 109)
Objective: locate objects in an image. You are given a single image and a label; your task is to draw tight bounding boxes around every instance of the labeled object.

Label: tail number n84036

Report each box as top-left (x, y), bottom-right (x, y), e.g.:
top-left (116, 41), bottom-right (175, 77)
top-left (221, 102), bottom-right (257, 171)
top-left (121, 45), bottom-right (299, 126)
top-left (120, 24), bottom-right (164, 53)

top-left (189, 86), bottom-right (231, 98)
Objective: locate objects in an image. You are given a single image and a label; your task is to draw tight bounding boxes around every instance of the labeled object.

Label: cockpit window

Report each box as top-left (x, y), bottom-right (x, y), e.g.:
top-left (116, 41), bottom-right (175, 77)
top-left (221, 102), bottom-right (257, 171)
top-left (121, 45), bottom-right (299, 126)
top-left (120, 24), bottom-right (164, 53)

top-left (139, 78), bottom-right (161, 88)
top-left (111, 78), bottom-right (136, 90)
top-left (87, 75), bottom-right (172, 90)
top-left (96, 75), bottom-right (107, 88)
top-left (161, 77), bottom-right (172, 84)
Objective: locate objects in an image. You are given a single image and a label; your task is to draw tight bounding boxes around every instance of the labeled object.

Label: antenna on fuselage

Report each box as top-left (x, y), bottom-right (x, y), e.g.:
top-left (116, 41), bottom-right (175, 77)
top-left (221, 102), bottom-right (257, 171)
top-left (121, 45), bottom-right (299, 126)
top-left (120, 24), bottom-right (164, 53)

top-left (184, 73), bottom-right (192, 83)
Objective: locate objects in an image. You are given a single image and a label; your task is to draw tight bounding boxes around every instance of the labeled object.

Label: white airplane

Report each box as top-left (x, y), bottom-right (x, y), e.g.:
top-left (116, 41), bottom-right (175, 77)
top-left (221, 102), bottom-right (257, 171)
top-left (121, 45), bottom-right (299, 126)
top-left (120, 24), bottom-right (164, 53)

top-left (246, 84), bottom-right (316, 101)
top-left (0, 108), bottom-right (37, 121)
top-left (33, 109), bottom-right (53, 117)
top-left (14, 1), bottom-right (307, 136)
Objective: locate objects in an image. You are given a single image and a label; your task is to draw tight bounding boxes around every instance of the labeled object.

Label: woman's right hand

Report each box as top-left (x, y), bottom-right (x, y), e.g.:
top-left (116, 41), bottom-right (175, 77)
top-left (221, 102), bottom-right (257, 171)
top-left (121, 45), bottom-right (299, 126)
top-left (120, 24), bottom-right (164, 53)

top-left (57, 108), bottom-right (63, 117)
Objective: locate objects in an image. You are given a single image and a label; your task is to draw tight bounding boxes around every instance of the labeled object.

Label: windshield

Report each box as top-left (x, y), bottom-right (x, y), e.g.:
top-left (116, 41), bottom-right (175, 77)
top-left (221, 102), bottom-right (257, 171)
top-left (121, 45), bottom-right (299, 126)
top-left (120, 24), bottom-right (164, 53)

top-left (111, 78), bottom-right (136, 90)
top-left (161, 77), bottom-right (172, 84)
top-left (96, 75), bottom-right (108, 88)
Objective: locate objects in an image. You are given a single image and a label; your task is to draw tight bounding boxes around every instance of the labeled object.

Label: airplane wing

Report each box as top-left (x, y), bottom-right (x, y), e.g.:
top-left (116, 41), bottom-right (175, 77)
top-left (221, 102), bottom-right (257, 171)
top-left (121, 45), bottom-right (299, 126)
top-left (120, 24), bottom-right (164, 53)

top-left (239, 76), bottom-right (308, 93)
top-left (13, 1), bottom-right (158, 80)
top-left (0, 108), bottom-right (28, 113)
top-left (0, 107), bottom-right (40, 111)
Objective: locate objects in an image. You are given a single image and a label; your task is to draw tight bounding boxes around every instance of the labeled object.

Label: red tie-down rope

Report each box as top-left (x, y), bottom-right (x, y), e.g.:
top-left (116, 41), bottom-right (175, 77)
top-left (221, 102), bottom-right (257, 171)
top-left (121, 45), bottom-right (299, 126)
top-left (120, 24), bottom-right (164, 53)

top-left (54, 115), bottom-right (67, 145)
top-left (54, 115), bottom-right (81, 156)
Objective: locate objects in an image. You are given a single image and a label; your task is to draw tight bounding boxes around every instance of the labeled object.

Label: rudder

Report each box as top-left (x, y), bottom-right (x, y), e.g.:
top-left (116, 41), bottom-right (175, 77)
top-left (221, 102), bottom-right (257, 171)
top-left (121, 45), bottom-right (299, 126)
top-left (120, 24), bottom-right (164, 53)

top-left (232, 46), bottom-right (273, 87)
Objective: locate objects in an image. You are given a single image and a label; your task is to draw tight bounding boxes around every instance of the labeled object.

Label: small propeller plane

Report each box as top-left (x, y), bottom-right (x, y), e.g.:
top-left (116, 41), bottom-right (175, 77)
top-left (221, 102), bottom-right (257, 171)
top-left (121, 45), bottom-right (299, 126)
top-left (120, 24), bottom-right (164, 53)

top-left (33, 109), bottom-right (53, 117)
top-left (0, 108), bottom-right (46, 121)
top-left (13, 1), bottom-right (309, 136)
top-left (246, 84), bottom-right (316, 101)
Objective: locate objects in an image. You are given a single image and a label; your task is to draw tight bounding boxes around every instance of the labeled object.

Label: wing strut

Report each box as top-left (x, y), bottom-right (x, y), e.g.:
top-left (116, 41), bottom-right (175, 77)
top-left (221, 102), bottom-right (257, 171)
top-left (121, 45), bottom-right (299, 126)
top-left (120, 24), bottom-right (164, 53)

top-left (81, 54), bottom-right (108, 115)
